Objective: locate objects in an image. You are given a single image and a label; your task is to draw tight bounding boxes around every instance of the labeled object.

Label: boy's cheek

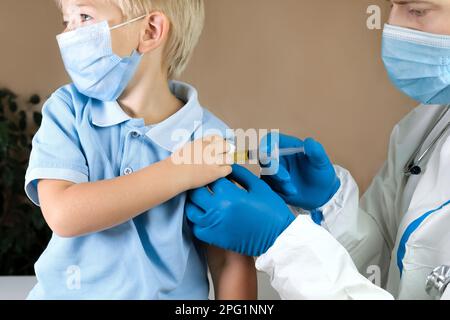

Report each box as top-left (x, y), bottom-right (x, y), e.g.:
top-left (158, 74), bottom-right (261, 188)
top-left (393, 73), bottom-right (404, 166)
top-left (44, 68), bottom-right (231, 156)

top-left (111, 28), bottom-right (140, 57)
top-left (431, 14), bottom-right (450, 35)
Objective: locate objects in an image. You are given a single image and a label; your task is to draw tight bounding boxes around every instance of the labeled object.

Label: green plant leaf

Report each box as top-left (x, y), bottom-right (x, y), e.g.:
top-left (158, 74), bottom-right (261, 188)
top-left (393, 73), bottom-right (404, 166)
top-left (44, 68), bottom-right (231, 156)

top-left (8, 122), bottom-right (19, 132)
top-left (0, 89), bottom-right (16, 99)
top-left (29, 95), bottom-right (41, 106)
top-left (0, 88), bottom-right (51, 275)
top-left (19, 134), bottom-right (28, 148)
top-left (0, 122), bottom-right (8, 146)
top-left (8, 99), bottom-right (18, 113)
top-left (18, 111), bottom-right (27, 131)
top-left (9, 133), bottom-right (18, 146)
top-left (33, 112), bottom-right (42, 126)
top-left (2, 168), bottom-right (14, 187)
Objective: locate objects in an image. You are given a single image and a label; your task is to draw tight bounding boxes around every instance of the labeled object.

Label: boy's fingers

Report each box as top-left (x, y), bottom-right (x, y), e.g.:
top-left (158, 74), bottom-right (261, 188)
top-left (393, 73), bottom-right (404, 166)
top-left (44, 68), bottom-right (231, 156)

top-left (219, 165), bottom-right (233, 177)
top-left (209, 138), bottom-right (232, 155)
top-left (199, 139), bottom-right (232, 165)
top-left (214, 151), bottom-right (235, 166)
top-left (203, 135), bottom-right (224, 145)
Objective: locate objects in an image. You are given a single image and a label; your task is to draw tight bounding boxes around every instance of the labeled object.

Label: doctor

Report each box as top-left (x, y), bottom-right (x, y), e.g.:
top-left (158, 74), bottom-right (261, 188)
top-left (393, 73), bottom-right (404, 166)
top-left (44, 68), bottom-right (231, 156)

top-left (186, 0), bottom-right (450, 300)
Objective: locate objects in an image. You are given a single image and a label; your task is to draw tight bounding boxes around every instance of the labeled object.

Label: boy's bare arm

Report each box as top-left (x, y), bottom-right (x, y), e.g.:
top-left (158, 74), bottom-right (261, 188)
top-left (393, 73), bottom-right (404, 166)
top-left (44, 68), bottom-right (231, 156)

top-left (207, 246), bottom-right (258, 300)
top-left (38, 136), bottom-right (232, 238)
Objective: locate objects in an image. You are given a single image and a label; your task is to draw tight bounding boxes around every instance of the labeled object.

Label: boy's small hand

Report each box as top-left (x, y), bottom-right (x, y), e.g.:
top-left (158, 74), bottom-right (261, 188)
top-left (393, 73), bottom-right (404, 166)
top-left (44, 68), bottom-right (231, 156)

top-left (171, 135), bottom-right (234, 190)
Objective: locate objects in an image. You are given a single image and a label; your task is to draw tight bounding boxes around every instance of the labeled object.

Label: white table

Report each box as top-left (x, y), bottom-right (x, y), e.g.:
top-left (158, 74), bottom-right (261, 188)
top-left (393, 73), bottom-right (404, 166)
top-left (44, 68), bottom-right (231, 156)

top-left (0, 277), bottom-right (37, 300)
top-left (0, 273), bottom-right (279, 300)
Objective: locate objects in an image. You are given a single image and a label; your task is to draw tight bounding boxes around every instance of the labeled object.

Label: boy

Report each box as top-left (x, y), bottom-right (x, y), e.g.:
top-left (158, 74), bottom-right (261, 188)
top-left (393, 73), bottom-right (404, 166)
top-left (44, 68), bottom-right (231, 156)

top-left (24, 0), bottom-right (256, 299)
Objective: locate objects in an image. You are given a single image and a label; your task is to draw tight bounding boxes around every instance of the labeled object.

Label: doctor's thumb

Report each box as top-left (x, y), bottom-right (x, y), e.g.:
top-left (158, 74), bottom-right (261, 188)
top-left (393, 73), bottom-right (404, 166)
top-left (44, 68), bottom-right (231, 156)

top-left (304, 138), bottom-right (331, 167)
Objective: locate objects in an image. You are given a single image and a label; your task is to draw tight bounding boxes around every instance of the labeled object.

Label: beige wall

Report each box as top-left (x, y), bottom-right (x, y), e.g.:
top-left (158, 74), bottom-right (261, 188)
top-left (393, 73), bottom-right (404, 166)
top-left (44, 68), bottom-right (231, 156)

top-left (0, 0), bottom-right (416, 191)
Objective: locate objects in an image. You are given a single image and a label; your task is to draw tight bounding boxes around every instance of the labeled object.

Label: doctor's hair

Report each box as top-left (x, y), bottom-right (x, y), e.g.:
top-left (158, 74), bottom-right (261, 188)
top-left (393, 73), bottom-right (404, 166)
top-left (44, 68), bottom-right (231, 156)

top-left (55, 0), bottom-right (205, 79)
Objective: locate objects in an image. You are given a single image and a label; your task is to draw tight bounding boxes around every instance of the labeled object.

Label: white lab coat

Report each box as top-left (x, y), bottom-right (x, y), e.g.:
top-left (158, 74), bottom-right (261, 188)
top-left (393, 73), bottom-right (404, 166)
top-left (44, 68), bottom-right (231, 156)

top-left (256, 104), bottom-right (450, 300)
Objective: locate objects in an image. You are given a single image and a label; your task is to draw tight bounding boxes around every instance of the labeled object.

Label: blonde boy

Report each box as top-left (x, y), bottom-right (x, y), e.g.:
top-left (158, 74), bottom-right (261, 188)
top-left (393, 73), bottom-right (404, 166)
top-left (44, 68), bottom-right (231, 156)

top-left (24, 0), bottom-right (256, 299)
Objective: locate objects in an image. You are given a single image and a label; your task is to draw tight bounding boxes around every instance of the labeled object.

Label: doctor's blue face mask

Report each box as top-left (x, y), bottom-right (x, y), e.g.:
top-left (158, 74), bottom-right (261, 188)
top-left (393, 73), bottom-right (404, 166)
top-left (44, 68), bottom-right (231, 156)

top-left (382, 24), bottom-right (450, 105)
top-left (56, 15), bottom-right (146, 102)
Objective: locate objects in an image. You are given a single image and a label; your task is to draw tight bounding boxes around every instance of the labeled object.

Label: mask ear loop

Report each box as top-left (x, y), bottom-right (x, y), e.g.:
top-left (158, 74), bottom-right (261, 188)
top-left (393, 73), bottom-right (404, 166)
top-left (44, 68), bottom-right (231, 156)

top-left (109, 14), bottom-right (148, 57)
top-left (110, 14), bottom-right (148, 31)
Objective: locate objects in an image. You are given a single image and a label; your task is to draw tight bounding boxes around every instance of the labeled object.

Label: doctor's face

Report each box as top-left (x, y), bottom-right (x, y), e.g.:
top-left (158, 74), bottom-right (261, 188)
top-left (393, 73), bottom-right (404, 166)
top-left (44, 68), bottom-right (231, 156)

top-left (388, 0), bottom-right (450, 35)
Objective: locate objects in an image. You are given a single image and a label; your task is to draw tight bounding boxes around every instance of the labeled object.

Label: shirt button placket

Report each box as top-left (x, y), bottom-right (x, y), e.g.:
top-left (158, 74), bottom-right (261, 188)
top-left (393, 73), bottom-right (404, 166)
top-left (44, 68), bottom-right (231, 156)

top-left (122, 130), bottom-right (140, 176)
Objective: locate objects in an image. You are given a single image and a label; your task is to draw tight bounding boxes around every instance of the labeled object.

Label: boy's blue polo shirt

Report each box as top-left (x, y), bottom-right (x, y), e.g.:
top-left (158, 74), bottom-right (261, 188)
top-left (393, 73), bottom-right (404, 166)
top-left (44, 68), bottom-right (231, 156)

top-left (24, 81), bottom-right (230, 299)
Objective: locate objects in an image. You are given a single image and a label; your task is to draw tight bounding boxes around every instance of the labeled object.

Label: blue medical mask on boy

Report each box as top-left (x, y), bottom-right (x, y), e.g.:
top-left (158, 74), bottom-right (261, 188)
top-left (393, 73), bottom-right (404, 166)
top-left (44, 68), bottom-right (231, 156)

top-left (382, 24), bottom-right (450, 105)
top-left (56, 15), bottom-right (146, 102)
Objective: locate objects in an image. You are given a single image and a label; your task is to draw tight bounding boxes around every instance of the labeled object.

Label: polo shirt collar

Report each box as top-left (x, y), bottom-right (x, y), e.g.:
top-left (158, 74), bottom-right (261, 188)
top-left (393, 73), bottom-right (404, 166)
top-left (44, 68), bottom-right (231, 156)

top-left (91, 81), bottom-right (204, 152)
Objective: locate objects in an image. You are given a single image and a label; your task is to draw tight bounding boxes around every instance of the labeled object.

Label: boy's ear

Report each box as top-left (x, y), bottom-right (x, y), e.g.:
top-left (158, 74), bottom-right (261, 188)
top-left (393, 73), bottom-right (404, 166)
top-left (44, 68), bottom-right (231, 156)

top-left (138, 11), bottom-right (170, 54)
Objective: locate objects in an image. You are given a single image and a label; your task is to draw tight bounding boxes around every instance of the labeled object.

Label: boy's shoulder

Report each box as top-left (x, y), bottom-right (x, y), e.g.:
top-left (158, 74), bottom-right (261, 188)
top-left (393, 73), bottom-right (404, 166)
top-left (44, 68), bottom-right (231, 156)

top-left (198, 107), bottom-right (233, 140)
top-left (201, 108), bottom-right (229, 130)
top-left (43, 83), bottom-right (89, 117)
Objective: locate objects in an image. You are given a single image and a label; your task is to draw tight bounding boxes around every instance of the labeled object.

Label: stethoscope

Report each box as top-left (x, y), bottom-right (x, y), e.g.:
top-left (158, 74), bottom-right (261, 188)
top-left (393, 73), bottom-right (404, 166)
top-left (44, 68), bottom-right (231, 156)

top-left (404, 105), bottom-right (450, 176)
top-left (426, 265), bottom-right (450, 299)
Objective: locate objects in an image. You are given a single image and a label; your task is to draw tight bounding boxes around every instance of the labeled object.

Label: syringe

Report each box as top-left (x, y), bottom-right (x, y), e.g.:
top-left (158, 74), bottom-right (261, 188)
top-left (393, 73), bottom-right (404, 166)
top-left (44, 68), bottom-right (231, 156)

top-left (275, 147), bottom-right (306, 157)
top-left (232, 145), bottom-right (305, 163)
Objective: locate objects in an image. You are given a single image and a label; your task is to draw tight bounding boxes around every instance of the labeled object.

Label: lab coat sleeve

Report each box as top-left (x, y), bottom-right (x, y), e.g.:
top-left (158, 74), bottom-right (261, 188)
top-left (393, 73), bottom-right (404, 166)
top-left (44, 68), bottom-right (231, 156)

top-left (255, 215), bottom-right (394, 300)
top-left (318, 107), bottom-right (437, 288)
top-left (319, 166), bottom-right (394, 286)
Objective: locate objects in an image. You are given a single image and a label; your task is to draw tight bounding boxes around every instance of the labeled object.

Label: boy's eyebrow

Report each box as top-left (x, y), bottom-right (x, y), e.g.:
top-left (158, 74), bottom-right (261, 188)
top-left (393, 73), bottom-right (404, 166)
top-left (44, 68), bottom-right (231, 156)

top-left (62, 0), bottom-right (95, 11)
top-left (62, 0), bottom-right (96, 17)
top-left (72, 0), bottom-right (92, 6)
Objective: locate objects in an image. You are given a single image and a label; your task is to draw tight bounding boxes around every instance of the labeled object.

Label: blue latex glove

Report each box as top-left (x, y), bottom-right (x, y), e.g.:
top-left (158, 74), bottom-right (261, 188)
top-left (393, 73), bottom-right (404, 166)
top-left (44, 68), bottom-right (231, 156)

top-left (186, 165), bottom-right (295, 257)
top-left (261, 133), bottom-right (341, 211)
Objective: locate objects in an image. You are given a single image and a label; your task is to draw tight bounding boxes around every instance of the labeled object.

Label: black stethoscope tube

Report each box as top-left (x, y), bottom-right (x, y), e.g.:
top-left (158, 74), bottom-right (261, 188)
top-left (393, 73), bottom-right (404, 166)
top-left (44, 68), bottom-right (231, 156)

top-left (404, 105), bottom-right (450, 176)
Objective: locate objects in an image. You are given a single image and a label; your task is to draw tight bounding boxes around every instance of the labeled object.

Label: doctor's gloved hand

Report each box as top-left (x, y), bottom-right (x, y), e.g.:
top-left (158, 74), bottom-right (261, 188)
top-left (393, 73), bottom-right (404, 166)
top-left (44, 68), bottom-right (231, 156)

top-left (260, 133), bottom-right (340, 211)
top-left (186, 165), bottom-right (295, 257)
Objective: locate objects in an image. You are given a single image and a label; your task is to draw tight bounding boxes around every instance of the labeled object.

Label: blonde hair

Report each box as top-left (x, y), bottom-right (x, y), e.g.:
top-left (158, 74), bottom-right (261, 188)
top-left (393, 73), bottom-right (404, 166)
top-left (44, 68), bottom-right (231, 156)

top-left (56, 0), bottom-right (205, 79)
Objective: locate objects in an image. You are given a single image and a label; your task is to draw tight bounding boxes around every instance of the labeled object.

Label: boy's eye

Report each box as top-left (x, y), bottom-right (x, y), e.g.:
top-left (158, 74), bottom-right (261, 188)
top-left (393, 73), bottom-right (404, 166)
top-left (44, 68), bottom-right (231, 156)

top-left (80, 14), bottom-right (93, 22)
top-left (61, 14), bottom-right (93, 31)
